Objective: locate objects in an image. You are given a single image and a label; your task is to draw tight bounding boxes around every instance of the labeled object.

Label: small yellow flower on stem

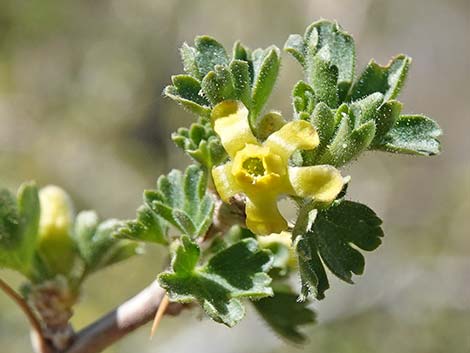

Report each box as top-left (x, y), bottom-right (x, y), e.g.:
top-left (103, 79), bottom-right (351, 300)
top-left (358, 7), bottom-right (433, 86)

top-left (211, 100), bottom-right (344, 235)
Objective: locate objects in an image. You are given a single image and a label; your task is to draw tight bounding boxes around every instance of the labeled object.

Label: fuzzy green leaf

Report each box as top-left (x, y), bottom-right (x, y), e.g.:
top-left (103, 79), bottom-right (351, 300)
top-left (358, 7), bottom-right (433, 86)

top-left (164, 75), bottom-right (211, 117)
top-left (0, 183), bottom-right (39, 275)
top-left (350, 55), bottom-right (411, 101)
top-left (302, 102), bottom-right (336, 165)
top-left (172, 121), bottom-right (227, 169)
top-left (284, 34), bottom-right (305, 66)
top-left (371, 100), bottom-right (403, 145)
top-left (304, 20), bottom-right (355, 102)
top-left (158, 236), bottom-right (273, 327)
top-left (195, 36), bottom-right (229, 78)
top-left (232, 41), bottom-right (254, 82)
top-left (253, 284), bottom-right (316, 343)
top-left (308, 46), bottom-right (339, 108)
top-left (251, 46), bottom-right (281, 123)
top-left (297, 200), bottom-right (383, 300)
top-left (318, 107), bottom-right (377, 166)
top-left (180, 43), bottom-right (200, 79)
top-left (292, 80), bottom-right (316, 117)
top-left (374, 114), bottom-right (442, 156)
top-left (0, 189), bottom-right (21, 267)
top-left (349, 92), bottom-right (384, 127)
top-left (229, 60), bottom-right (251, 108)
top-left (232, 41), bottom-right (251, 62)
top-left (201, 66), bottom-right (235, 105)
top-left (75, 212), bottom-right (140, 274)
top-left (115, 205), bottom-right (168, 245)
top-left (310, 102), bottom-right (336, 150)
top-left (145, 165), bottom-right (214, 238)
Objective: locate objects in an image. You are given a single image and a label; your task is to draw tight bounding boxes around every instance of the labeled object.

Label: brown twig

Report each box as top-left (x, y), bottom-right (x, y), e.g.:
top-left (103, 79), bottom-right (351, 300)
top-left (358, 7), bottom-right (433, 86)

top-left (0, 277), bottom-right (51, 353)
top-left (64, 280), bottom-right (185, 353)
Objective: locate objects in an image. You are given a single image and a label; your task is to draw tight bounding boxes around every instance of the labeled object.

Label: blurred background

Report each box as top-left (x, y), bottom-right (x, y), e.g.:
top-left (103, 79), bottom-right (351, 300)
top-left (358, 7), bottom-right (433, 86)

top-left (0, 0), bottom-right (469, 352)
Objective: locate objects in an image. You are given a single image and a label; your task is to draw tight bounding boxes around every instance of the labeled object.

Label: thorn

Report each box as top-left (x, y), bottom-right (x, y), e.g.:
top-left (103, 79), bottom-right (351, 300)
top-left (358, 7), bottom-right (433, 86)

top-left (150, 293), bottom-right (170, 339)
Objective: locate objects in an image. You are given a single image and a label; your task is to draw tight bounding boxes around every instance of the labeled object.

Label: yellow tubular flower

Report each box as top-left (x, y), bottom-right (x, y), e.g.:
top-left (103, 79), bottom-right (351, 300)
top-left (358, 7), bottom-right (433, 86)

top-left (211, 100), bottom-right (344, 235)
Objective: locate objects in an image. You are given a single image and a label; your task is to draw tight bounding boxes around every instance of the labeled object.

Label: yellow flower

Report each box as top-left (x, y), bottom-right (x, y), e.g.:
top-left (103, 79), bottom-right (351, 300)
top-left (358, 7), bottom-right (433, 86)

top-left (211, 100), bottom-right (345, 235)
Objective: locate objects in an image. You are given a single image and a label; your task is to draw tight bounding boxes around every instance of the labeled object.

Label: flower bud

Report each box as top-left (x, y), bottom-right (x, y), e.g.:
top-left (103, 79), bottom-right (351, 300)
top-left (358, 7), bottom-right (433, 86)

top-left (37, 186), bottom-right (76, 276)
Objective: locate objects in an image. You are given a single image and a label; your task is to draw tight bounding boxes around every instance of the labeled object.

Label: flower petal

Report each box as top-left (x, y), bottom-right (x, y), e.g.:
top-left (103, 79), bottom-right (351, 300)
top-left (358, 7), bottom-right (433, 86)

top-left (212, 162), bottom-right (240, 202)
top-left (245, 195), bottom-right (287, 235)
top-left (264, 120), bottom-right (319, 162)
top-left (212, 100), bottom-right (258, 158)
top-left (288, 165), bottom-right (344, 203)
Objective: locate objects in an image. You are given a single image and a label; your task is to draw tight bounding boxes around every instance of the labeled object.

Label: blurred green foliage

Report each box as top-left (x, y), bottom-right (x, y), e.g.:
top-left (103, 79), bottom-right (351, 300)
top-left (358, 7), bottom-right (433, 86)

top-left (0, 0), bottom-right (468, 352)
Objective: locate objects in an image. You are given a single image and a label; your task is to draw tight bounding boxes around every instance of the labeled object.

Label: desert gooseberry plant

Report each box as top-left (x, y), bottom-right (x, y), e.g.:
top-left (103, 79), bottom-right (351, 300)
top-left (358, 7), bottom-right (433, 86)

top-left (0, 19), bottom-right (441, 353)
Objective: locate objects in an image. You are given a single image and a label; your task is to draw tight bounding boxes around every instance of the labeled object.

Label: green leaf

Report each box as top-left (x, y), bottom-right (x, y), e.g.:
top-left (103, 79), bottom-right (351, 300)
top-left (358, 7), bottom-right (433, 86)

top-left (229, 60), bottom-right (251, 108)
top-left (75, 214), bottom-right (140, 274)
top-left (374, 114), bottom-right (442, 156)
top-left (164, 75), bottom-right (211, 117)
top-left (306, 20), bottom-right (355, 102)
top-left (302, 102), bottom-right (336, 166)
top-left (0, 182), bottom-right (39, 275)
top-left (371, 100), bottom-right (402, 145)
top-left (195, 36), bottom-right (229, 78)
top-left (307, 46), bottom-right (339, 108)
top-left (158, 236), bottom-right (273, 327)
top-left (287, 20), bottom-right (355, 102)
top-left (349, 92), bottom-right (384, 127)
top-left (232, 41), bottom-right (254, 82)
top-left (284, 34), bottom-right (305, 66)
top-left (292, 80), bottom-right (316, 117)
top-left (310, 102), bottom-right (336, 150)
top-left (349, 55), bottom-right (411, 101)
top-left (0, 189), bottom-right (21, 266)
top-left (318, 108), bottom-right (377, 167)
top-left (172, 121), bottom-right (227, 169)
top-left (172, 75), bottom-right (209, 107)
top-left (180, 43), bottom-right (200, 79)
top-left (232, 41), bottom-right (251, 62)
top-left (145, 165), bottom-right (214, 238)
top-left (253, 284), bottom-right (316, 343)
top-left (251, 46), bottom-right (281, 124)
top-left (201, 66), bottom-right (235, 105)
top-left (296, 200), bottom-right (384, 300)
top-left (115, 204), bottom-right (168, 245)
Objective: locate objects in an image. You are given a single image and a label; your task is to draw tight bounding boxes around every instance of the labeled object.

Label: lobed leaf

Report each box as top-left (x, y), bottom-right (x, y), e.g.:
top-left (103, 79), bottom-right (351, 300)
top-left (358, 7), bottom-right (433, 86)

top-left (172, 121), bottom-right (227, 169)
top-left (284, 34), bottom-right (305, 66)
top-left (115, 205), bottom-right (168, 244)
top-left (292, 80), bottom-right (316, 117)
top-left (194, 36), bottom-right (229, 78)
top-left (349, 55), bottom-right (411, 102)
top-left (296, 200), bottom-right (384, 300)
top-left (201, 65), bottom-right (235, 105)
top-left (158, 236), bottom-right (273, 327)
top-left (180, 43), bottom-right (200, 79)
top-left (164, 79), bottom-right (211, 118)
top-left (374, 114), bottom-right (442, 156)
top-left (75, 212), bottom-right (141, 274)
top-left (305, 20), bottom-right (355, 102)
top-left (253, 284), bottom-right (316, 343)
top-left (317, 106), bottom-right (377, 167)
top-left (123, 165), bottom-right (214, 240)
